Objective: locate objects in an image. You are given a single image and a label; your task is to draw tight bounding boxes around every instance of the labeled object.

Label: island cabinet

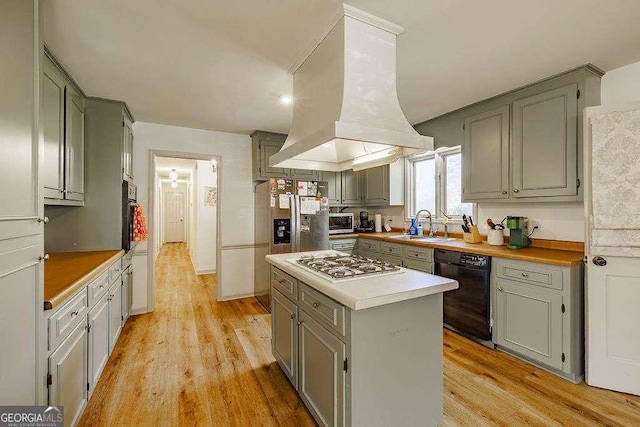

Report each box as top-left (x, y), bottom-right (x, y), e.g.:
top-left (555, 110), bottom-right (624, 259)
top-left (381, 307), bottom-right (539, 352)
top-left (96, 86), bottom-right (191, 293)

top-left (270, 264), bottom-right (447, 426)
top-left (357, 238), bottom-right (434, 273)
top-left (492, 258), bottom-right (584, 382)
top-left (251, 131), bottom-right (319, 181)
top-left (43, 53), bottom-right (85, 205)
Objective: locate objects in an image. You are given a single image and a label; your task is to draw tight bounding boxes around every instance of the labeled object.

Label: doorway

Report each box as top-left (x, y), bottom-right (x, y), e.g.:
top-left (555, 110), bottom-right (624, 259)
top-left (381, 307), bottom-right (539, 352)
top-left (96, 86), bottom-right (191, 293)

top-left (165, 192), bottom-right (185, 242)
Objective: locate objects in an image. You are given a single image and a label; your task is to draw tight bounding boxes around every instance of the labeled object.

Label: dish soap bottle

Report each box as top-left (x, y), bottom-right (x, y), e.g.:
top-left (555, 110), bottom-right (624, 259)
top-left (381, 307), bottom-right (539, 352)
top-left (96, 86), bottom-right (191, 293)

top-left (409, 217), bottom-right (418, 235)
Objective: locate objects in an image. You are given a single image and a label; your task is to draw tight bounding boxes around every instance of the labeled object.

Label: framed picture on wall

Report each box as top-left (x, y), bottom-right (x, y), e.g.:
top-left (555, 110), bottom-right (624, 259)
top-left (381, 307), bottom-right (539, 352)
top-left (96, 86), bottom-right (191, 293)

top-left (205, 186), bottom-right (217, 206)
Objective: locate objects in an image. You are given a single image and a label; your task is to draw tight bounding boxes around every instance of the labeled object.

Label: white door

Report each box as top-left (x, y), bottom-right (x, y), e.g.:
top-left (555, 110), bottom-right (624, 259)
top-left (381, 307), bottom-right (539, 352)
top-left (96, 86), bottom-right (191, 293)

top-left (585, 102), bottom-right (640, 396)
top-left (165, 192), bottom-right (185, 242)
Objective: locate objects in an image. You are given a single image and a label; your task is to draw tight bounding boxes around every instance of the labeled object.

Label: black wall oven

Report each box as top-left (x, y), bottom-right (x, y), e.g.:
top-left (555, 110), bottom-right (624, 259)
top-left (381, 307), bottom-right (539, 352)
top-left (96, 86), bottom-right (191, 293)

top-left (434, 249), bottom-right (492, 347)
top-left (122, 180), bottom-right (137, 252)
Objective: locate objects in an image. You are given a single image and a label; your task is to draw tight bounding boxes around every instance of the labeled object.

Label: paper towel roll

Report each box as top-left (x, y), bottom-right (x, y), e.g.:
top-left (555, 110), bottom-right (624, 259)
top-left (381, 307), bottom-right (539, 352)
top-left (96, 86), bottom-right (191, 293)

top-left (375, 214), bottom-right (382, 232)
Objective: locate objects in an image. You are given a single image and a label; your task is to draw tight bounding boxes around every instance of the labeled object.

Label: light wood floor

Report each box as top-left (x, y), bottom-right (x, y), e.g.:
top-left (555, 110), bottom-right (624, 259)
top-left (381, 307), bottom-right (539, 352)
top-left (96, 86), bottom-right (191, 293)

top-left (79, 243), bottom-right (640, 426)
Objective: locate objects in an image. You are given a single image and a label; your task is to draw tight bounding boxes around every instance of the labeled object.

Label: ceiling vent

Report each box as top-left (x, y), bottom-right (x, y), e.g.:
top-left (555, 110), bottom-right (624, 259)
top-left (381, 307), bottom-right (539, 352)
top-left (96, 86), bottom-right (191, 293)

top-left (269, 4), bottom-right (433, 172)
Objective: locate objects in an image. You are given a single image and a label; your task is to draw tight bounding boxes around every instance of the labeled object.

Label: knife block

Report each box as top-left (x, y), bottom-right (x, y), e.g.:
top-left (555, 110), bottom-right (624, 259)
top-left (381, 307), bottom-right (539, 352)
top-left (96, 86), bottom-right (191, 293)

top-left (463, 225), bottom-right (482, 243)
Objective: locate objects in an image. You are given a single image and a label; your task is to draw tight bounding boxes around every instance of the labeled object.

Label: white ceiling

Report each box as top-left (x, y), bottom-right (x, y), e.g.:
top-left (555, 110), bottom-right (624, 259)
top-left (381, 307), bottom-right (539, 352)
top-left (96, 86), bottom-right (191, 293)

top-left (155, 157), bottom-right (197, 180)
top-left (43, 0), bottom-right (640, 135)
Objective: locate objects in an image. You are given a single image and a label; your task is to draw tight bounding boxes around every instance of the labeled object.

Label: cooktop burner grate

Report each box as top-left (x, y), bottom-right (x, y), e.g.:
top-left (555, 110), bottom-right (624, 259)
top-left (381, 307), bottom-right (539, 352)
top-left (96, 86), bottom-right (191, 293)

top-left (295, 254), bottom-right (401, 280)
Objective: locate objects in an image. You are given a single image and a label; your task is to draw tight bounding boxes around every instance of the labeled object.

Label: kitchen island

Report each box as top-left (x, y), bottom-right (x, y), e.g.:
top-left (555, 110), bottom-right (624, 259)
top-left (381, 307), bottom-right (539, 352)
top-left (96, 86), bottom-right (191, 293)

top-left (266, 251), bottom-right (458, 426)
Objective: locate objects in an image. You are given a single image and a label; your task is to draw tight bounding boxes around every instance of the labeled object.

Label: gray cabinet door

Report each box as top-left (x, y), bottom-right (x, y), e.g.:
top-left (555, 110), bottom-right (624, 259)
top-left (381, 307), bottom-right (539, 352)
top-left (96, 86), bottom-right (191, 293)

top-left (108, 280), bottom-right (122, 355)
top-left (271, 289), bottom-right (298, 389)
top-left (319, 171), bottom-right (341, 205)
top-left (290, 168), bottom-right (319, 180)
top-left (48, 321), bottom-right (88, 427)
top-left (363, 165), bottom-right (389, 206)
top-left (462, 106), bottom-right (510, 200)
top-left (122, 115), bottom-right (134, 181)
top-left (512, 84), bottom-right (578, 198)
top-left (260, 140), bottom-right (289, 179)
top-left (299, 310), bottom-right (346, 427)
top-left (42, 57), bottom-right (66, 200)
top-left (494, 279), bottom-right (563, 369)
top-left (122, 268), bottom-right (132, 325)
top-left (340, 170), bottom-right (361, 205)
top-left (65, 85), bottom-right (85, 201)
top-left (87, 294), bottom-right (109, 398)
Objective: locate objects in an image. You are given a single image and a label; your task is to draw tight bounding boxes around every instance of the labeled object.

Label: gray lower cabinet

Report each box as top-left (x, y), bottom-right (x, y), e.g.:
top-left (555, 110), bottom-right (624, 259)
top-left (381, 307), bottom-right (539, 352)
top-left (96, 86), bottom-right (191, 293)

top-left (108, 279), bottom-right (123, 355)
top-left (492, 258), bottom-right (584, 382)
top-left (357, 238), bottom-right (434, 273)
top-left (329, 238), bottom-right (357, 255)
top-left (121, 266), bottom-right (132, 325)
top-left (48, 321), bottom-right (88, 427)
top-left (87, 294), bottom-right (109, 398)
top-left (43, 53), bottom-right (85, 205)
top-left (271, 288), bottom-right (298, 388)
top-left (298, 310), bottom-right (346, 426)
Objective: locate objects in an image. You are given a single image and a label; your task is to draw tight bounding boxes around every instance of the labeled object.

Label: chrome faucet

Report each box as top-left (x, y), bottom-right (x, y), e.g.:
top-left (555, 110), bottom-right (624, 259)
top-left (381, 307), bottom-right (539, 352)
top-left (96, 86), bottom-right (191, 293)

top-left (415, 209), bottom-right (434, 237)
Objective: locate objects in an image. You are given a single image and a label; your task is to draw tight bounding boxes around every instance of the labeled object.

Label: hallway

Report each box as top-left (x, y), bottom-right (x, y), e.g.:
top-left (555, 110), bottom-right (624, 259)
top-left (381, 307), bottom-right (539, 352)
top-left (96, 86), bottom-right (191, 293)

top-left (79, 243), bottom-right (640, 426)
top-left (79, 243), bottom-right (314, 426)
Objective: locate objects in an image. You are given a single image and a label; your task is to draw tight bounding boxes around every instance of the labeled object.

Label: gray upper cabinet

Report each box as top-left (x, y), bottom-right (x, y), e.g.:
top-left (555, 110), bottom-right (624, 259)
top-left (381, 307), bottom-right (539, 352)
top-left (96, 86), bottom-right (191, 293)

top-left (363, 166), bottom-right (388, 205)
top-left (340, 169), bottom-right (362, 205)
top-left (419, 65), bottom-right (603, 203)
top-left (251, 131), bottom-right (318, 181)
top-left (43, 54), bottom-right (85, 205)
top-left (65, 85), bottom-right (85, 201)
top-left (42, 58), bottom-right (66, 200)
top-left (122, 115), bottom-right (134, 181)
top-left (363, 160), bottom-right (404, 206)
top-left (319, 171), bottom-right (341, 205)
top-left (512, 84), bottom-right (577, 198)
top-left (462, 106), bottom-right (510, 200)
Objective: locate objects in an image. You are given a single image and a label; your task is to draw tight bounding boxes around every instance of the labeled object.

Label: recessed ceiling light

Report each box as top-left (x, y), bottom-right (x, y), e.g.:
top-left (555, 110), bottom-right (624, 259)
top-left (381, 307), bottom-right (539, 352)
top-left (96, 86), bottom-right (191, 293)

top-left (280, 95), bottom-right (293, 105)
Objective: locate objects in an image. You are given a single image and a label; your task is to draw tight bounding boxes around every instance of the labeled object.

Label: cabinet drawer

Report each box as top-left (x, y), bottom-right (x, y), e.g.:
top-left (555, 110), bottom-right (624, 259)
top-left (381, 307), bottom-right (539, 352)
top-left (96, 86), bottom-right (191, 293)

top-left (495, 259), bottom-right (563, 290)
top-left (404, 246), bottom-right (433, 262)
top-left (379, 253), bottom-right (403, 267)
top-left (271, 267), bottom-right (298, 302)
top-left (358, 239), bottom-right (380, 253)
top-left (48, 290), bottom-right (88, 350)
top-left (330, 239), bottom-right (356, 252)
top-left (87, 270), bottom-right (109, 308)
top-left (122, 253), bottom-right (132, 270)
top-left (299, 282), bottom-right (346, 338)
top-left (359, 250), bottom-right (380, 261)
top-left (403, 258), bottom-right (433, 273)
top-left (108, 258), bottom-right (122, 284)
top-left (380, 242), bottom-right (403, 257)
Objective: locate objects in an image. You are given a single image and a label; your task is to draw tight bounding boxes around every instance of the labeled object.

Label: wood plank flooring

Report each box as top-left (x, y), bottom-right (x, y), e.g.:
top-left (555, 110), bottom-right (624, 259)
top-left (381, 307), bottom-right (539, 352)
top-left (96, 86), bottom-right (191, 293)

top-left (79, 243), bottom-right (640, 426)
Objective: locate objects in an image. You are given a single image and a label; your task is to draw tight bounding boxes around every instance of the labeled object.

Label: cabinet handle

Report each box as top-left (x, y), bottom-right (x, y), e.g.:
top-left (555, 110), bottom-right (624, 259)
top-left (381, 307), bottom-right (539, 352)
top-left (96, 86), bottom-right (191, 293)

top-left (37, 217), bottom-right (49, 224)
top-left (312, 302), bottom-right (320, 308)
top-left (70, 310), bottom-right (79, 317)
top-left (501, 191), bottom-right (508, 195)
top-left (497, 286), bottom-right (503, 292)
top-left (67, 190), bottom-right (74, 195)
top-left (297, 320), bottom-right (304, 326)
top-left (290, 313), bottom-right (295, 319)
top-left (276, 278), bottom-right (285, 284)
top-left (521, 272), bottom-right (528, 278)
top-left (592, 256), bottom-right (607, 267)
top-left (99, 284), bottom-right (106, 289)
top-left (38, 254), bottom-right (50, 262)
top-left (513, 189), bottom-right (520, 193)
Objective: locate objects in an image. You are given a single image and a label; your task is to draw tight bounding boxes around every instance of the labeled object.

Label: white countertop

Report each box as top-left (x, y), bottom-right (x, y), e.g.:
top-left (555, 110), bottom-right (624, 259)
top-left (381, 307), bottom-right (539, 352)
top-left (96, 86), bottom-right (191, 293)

top-left (265, 251), bottom-right (459, 310)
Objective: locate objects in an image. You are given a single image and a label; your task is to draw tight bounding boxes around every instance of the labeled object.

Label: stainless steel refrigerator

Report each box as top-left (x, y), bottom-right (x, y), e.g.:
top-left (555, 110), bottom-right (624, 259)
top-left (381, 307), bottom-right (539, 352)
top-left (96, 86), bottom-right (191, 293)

top-left (255, 178), bottom-right (329, 310)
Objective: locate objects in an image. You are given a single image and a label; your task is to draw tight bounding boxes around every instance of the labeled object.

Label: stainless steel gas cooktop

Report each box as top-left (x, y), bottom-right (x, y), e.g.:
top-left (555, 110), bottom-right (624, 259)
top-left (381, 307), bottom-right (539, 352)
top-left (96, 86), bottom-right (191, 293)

top-left (292, 253), bottom-right (403, 281)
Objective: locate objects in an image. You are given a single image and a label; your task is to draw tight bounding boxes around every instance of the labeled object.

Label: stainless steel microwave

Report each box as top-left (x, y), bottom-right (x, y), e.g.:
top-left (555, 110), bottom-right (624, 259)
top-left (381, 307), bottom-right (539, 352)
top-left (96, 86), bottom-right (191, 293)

top-left (328, 213), bottom-right (354, 235)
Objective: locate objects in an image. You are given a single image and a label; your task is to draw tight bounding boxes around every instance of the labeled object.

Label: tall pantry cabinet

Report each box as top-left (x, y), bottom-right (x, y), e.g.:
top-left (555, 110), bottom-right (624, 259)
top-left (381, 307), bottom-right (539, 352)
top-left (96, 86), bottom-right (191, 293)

top-left (0, 0), bottom-right (46, 405)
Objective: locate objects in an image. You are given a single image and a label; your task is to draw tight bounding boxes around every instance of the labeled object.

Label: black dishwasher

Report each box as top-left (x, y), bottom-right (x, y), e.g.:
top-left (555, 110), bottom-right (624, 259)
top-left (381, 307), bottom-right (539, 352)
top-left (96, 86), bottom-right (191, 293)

top-left (434, 249), bottom-right (492, 347)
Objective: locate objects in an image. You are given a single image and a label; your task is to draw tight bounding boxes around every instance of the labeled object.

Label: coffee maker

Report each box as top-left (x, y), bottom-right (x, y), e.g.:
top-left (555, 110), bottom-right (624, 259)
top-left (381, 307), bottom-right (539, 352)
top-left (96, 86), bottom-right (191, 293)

top-left (506, 216), bottom-right (529, 249)
top-left (357, 211), bottom-right (373, 231)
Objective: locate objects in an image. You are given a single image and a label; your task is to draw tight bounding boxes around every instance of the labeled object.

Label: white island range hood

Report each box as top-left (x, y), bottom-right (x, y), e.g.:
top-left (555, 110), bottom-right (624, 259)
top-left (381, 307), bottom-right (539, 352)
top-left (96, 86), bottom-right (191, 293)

top-left (269, 4), bottom-right (433, 172)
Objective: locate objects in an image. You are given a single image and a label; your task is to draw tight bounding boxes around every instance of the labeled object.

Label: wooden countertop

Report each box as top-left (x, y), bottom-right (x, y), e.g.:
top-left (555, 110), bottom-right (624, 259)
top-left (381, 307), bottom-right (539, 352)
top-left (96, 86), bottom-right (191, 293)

top-left (331, 232), bottom-right (584, 267)
top-left (44, 250), bottom-right (124, 310)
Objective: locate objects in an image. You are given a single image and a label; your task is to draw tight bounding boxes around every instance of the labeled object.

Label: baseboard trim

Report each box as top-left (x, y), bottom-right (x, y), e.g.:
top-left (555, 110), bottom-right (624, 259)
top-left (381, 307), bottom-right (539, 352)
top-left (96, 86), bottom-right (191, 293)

top-left (195, 269), bottom-right (216, 275)
top-left (220, 292), bottom-right (256, 302)
top-left (130, 307), bottom-right (150, 316)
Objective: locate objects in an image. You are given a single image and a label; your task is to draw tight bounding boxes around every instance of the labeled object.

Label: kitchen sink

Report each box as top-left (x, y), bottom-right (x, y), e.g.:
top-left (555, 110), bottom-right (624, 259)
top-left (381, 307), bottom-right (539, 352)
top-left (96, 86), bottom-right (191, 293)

top-left (388, 235), bottom-right (458, 243)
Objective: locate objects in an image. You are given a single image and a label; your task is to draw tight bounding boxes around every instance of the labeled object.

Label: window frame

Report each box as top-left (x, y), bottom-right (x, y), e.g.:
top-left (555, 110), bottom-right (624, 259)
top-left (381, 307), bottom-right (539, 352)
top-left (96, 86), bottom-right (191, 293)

top-left (406, 146), bottom-right (476, 224)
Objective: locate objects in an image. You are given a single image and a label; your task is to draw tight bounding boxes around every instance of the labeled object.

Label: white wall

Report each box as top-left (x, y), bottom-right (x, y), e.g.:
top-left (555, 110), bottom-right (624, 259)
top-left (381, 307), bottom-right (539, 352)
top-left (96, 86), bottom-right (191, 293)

top-left (193, 160), bottom-right (217, 273)
top-left (132, 122), bottom-right (254, 313)
top-left (601, 61), bottom-right (640, 105)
